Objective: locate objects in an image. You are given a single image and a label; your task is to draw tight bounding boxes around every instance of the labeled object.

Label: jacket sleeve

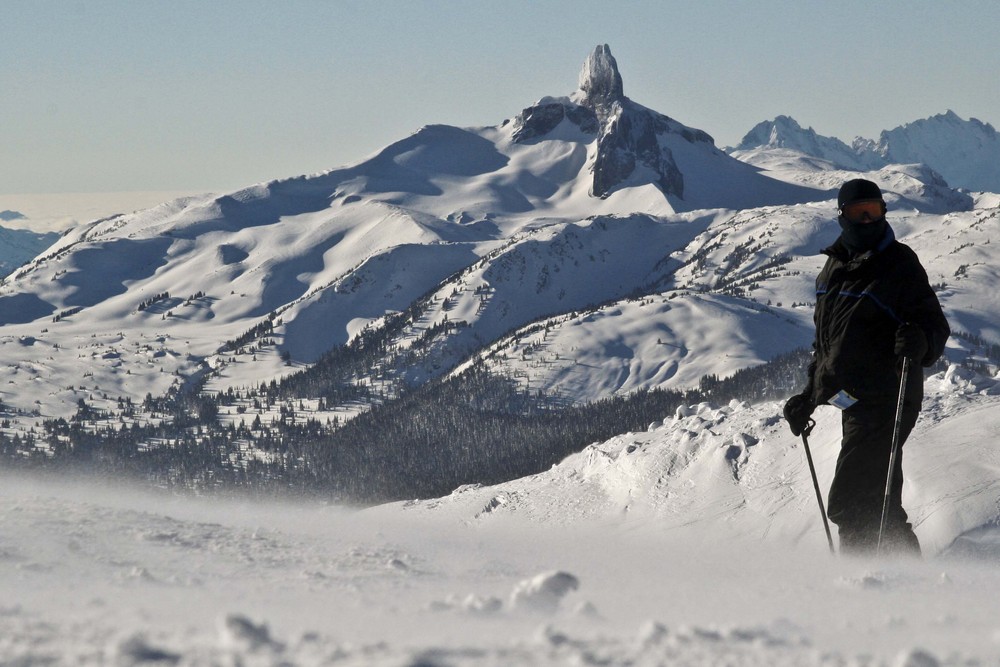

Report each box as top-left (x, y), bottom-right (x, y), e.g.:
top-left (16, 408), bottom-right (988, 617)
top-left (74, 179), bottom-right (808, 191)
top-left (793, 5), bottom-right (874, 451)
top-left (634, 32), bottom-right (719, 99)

top-left (802, 347), bottom-right (818, 404)
top-left (899, 254), bottom-right (950, 367)
top-left (800, 272), bottom-right (823, 404)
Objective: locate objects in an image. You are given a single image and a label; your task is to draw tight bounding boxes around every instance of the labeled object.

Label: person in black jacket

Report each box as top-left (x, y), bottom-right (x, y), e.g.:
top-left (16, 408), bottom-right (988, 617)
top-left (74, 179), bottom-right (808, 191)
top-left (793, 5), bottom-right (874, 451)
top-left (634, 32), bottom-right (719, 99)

top-left (784, 178), bottom-right (949, 557)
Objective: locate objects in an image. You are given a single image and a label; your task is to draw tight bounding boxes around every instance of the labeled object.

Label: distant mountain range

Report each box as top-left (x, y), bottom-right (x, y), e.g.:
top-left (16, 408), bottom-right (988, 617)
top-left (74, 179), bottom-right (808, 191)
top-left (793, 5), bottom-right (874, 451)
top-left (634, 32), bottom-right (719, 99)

top-left (729, 111), bottom-right (1000, 193)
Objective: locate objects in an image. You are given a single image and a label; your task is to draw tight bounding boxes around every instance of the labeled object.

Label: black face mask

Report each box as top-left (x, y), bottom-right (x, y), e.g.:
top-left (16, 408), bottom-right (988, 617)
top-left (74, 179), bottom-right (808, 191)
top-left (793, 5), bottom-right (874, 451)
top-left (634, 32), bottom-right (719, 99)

top-left (838, 215), bottom-right (888, 255)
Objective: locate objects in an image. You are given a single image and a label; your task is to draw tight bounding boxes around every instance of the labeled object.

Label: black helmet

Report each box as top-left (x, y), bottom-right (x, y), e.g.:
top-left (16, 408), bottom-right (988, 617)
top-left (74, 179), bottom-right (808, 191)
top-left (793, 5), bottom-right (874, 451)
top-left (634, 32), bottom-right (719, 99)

top-left (838, 178), bottom-right (885, 211)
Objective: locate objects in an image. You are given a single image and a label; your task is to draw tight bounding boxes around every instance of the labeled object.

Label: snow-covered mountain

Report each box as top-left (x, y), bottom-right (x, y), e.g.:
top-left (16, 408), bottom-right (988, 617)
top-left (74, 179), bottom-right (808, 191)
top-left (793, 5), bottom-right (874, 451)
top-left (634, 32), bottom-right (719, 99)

top-left (512, 46), bottom-right (822, 208)
top-left (0, 224), bottom-right (60, 278)
top-left (0, 43), bottom-right (998, 515)
top-left (730, 115), bottom-right (881, 172)
top-left (731, 110), bottom-right (1000, 193)
top-left (875, 110), bottom-right (1000, 193)
top-left (0, 45), bottom-right (829, 420)
top-left (0, 45), bottom-right (994, 436)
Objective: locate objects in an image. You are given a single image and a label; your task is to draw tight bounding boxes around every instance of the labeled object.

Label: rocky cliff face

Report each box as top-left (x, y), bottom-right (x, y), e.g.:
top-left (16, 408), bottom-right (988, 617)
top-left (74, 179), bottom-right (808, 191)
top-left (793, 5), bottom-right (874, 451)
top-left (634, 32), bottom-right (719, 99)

top-left (575, 43), bottom-right (624, 113)
top-left (591, 102), bottom-right (687, 199)
top-left (510, 102), bottom-right (598, 142)
top-left (511, 45), bottom-right (714, 199)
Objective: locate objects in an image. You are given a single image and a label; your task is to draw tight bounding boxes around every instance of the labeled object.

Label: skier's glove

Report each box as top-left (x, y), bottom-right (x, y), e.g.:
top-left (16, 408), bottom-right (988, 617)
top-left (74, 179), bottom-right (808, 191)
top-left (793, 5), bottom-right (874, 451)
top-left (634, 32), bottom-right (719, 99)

top-left (782, 393), bottom-right (815, 437)
top-left (894, 323), bottom-right (928, 362)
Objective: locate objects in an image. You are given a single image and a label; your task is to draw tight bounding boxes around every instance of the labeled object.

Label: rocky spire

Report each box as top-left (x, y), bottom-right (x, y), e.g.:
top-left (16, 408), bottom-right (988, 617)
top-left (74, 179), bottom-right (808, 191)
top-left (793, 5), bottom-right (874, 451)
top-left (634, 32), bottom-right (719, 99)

top-left (577, 44), bottom-right (624, 108)
top-left (512, 44), bottom-right (704, 200)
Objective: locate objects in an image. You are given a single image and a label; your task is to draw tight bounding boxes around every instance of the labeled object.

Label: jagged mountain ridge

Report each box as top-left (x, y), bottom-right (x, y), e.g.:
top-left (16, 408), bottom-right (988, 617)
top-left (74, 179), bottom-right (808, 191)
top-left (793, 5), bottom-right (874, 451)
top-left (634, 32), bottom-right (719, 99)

top-left (731, 110), bottom-right (1000, 193)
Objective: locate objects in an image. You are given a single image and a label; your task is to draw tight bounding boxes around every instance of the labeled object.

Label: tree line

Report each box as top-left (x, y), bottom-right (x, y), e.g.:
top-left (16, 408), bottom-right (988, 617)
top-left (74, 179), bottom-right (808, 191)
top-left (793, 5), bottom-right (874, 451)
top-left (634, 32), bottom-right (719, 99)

top-left (1, 342), bottom-right (815, 502)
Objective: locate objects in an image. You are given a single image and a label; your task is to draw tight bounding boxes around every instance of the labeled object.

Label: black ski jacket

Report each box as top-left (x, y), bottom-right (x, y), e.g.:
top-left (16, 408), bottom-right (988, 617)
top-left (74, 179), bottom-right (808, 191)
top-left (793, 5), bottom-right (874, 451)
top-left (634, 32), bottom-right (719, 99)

top-left (805, 226), bottom-right (949, 411)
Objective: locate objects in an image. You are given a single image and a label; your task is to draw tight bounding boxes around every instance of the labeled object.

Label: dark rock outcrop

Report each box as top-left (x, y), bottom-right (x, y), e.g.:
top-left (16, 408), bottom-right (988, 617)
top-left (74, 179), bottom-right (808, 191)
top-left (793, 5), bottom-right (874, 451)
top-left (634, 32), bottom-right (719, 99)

top-left (511, 103), bottom-right (599, 143)
top-left (593, 107), bottom-right (685, 199)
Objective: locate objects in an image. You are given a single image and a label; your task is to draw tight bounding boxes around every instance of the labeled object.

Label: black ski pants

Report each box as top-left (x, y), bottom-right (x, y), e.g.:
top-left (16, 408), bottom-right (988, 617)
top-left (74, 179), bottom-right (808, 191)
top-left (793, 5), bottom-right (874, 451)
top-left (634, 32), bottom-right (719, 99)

top-left (826, 402), bottom-right (921, 556)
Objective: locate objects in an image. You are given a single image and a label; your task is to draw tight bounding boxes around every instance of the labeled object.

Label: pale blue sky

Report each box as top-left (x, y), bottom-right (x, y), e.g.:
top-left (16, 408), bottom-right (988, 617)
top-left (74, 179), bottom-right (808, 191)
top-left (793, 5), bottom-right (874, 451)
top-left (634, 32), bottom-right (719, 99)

top-left (4, 0), bottom-right (999, 194)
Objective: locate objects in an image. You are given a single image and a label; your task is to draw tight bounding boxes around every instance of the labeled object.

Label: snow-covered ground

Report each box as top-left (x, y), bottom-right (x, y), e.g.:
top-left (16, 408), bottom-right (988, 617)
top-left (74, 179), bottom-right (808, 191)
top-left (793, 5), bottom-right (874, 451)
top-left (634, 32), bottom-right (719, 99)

top-left (4, 366), bottom-right (1000, 666)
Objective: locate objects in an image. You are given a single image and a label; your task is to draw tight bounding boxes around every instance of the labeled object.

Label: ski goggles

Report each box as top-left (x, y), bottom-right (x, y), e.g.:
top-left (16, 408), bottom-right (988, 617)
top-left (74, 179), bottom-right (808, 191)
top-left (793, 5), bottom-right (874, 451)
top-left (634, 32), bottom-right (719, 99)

top-left (840, 200), bottom-right (885, 223)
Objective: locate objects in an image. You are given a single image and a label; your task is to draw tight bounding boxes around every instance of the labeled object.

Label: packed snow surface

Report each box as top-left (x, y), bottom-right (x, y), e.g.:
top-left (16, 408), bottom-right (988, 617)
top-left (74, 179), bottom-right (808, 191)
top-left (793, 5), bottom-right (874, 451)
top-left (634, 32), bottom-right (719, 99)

top-left (4, 366), bottom-right (1000, 665)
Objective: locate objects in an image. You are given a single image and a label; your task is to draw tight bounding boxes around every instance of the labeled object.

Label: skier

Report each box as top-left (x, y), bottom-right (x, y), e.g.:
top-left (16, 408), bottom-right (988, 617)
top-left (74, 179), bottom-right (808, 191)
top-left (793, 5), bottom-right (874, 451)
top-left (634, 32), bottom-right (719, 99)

top-left (783, 178), bottom-right (949, 556)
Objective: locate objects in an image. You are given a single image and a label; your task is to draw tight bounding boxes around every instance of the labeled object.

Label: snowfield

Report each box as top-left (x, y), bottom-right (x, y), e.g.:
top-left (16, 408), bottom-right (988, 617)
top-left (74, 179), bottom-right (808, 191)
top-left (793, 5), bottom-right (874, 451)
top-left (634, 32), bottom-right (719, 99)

top-left (3, 367), bottom-right (1000, 666)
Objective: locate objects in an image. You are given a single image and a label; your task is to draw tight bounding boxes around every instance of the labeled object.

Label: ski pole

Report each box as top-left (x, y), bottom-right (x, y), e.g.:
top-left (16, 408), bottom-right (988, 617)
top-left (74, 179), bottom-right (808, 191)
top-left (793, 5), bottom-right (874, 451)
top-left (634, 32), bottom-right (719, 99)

top-left (877, 356), bottom-right (912, 556)
top-left (800, 419), bottom-right (835, 554)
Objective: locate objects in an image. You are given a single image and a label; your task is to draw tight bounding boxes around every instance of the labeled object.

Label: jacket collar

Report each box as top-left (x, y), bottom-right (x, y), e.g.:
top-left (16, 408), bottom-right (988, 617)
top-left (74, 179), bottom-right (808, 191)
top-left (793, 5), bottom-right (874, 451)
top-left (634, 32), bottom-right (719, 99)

top-left (821, 223), bottom-right (896, 264)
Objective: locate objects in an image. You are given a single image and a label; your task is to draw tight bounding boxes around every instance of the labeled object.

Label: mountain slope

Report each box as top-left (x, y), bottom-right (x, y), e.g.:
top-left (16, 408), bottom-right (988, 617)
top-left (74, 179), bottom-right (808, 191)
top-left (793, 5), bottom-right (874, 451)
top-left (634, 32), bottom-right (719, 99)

top-left (0, 225), bottom-right (60, 279)
top-left (394, 364), bottom-right (1000, 559)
